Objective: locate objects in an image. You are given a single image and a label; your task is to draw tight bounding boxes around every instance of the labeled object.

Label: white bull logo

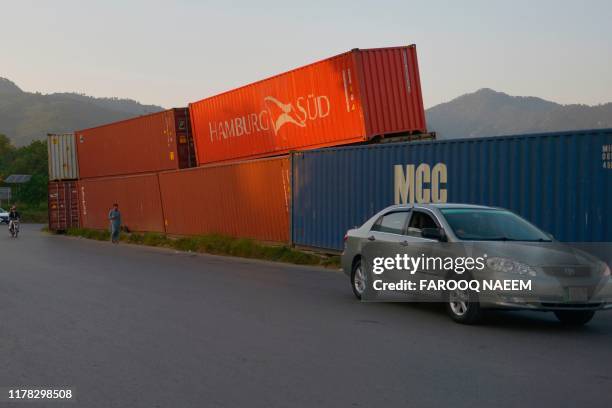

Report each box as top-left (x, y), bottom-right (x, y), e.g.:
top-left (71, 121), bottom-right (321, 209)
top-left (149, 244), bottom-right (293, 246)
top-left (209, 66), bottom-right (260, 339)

top-left (264, 96), bottom-right (306, 135)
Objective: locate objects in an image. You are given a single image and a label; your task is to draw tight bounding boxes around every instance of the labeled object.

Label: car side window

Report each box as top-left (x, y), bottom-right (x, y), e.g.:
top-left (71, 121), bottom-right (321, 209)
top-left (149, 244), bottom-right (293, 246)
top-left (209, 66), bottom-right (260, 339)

top-left (406, 211), bottom-right (438, 237)
top-left (371, 211), bottom-right (410, 235)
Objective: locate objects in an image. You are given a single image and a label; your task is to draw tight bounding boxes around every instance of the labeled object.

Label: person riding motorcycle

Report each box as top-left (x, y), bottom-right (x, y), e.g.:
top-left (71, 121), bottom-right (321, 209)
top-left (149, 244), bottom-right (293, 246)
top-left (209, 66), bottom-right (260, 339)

top-left (8, 206), bottom-right (21, 236)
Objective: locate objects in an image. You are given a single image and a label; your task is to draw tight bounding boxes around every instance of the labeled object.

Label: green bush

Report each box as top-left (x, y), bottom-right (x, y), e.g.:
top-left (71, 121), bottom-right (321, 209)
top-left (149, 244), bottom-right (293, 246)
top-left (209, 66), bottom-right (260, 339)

top-left (142, 232), bottom-right (170, 247)
top-left (124, 233), bottom-right (144, 244)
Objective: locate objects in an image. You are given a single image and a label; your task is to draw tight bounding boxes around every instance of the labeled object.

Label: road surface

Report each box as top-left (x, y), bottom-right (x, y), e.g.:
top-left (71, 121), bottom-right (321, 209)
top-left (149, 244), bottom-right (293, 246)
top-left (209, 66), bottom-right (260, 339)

top-left (1, 224), bottom-right (611, 407)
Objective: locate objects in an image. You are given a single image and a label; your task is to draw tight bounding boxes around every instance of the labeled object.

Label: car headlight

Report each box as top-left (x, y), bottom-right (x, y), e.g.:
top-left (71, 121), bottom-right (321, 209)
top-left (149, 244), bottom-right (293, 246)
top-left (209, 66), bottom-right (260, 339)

top-left (486, 257), bottom-right (538, 277)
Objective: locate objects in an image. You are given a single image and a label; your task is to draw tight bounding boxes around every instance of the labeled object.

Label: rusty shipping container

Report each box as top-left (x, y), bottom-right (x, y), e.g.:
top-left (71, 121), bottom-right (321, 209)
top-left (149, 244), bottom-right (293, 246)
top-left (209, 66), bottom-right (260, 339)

top-left (48, 180), bottom-right (80, 231)
top-left (48, 133), bottom-right (79, 180)
top-left (190, 45), bottom-right (426, 164)
top-left (79, 173), bottom-right (165, 233)
top-left (76, 108), bottom-right (196, 179)
top-left (159, 156), bottom-right (291, 243)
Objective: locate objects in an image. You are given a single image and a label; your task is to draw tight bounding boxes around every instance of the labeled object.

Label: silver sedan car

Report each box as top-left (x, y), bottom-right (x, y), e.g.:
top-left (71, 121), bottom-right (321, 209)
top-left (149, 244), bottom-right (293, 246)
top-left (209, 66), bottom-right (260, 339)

top-left (0, 207), bottom-right (9, 224)
top-left (342, 203), bottom-right (612, 325)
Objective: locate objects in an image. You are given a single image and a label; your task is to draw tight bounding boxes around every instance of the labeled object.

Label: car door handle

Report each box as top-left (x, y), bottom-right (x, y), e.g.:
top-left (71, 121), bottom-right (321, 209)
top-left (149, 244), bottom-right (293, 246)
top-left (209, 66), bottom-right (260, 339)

top-left (367, 235), bottom-right (376, 241)
top-left (399, 240), bottom-right (409, 246)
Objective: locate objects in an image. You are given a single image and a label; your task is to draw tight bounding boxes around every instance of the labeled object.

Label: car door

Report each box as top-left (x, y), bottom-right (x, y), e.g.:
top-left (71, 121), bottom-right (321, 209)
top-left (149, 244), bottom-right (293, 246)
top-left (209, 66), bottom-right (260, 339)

top-left (362, 210), bottom-right (411, 272)
top-left (361, 210), bottom-right (411, 298)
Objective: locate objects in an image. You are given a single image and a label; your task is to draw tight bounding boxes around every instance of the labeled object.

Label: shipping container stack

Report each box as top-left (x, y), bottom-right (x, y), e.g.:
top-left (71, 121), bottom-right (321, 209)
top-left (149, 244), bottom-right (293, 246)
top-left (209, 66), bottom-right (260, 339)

top-left (48, 45), bottom-right (430, 242)
top-left (73, 108), bottom-right (195, 233)
top-left (158, 45), bottom-right (429, 243)
top-left (47, 133), bottom-right (81, 232)
top-left (48, 44), bottom-right (610, 249)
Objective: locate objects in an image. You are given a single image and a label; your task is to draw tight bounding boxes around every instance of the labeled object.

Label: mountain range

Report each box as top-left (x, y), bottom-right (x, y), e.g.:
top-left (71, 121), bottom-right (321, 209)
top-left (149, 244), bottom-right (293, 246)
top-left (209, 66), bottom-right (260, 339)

top-left (427, 88), bottom-right (612, 139)
top-left (1, 77), bottom-right (611, 146)
top-left (0, 77), bottom-right (163, 146)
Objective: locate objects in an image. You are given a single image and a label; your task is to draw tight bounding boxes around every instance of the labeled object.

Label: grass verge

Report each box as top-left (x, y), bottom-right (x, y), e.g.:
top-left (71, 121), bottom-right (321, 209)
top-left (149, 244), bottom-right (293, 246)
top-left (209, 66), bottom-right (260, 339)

top-left (64, 228), bottom-right (341, 269)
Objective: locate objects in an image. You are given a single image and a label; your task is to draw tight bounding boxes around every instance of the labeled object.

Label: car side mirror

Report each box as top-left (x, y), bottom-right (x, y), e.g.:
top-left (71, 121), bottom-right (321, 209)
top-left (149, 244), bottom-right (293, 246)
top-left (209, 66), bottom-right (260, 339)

top-left (421, 227), bottom-right (447, 242)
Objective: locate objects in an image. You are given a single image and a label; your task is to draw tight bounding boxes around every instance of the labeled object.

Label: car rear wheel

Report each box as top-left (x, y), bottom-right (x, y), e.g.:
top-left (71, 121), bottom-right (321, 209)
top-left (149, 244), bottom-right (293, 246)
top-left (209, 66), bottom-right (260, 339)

top-left (351, 259), bottom-right (366, 300)
top-left (445, 276), bottom-right (482, 324)
top-left (554, 310), bottom-right (595, 326)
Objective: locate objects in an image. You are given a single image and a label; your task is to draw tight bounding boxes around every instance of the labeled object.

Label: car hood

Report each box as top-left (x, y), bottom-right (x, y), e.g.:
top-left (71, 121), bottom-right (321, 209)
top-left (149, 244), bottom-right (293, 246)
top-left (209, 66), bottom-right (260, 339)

top-left (468, 241), bottom-right (602, 267)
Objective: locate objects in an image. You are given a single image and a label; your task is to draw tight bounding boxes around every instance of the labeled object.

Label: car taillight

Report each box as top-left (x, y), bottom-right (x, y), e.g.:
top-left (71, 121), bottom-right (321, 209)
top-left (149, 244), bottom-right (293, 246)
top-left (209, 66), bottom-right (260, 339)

top-left (343, 233), bottom-right (349, 242)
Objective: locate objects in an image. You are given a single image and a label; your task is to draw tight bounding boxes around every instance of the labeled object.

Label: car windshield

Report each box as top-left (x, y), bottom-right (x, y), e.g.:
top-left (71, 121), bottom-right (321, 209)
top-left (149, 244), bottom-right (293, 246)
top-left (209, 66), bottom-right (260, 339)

top-left (440, 208), bottom-right (551, 241)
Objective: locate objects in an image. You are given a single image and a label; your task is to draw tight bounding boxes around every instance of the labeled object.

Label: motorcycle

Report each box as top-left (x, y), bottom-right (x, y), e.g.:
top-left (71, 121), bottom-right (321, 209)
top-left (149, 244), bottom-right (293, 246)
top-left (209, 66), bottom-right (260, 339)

top-left (9, 220), bottom-right (20, 238)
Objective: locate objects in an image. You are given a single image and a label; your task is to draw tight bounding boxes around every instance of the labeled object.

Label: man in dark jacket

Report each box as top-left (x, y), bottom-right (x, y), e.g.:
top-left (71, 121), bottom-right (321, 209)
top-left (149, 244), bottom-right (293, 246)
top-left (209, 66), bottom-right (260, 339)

top-left (8, 206), bottom-right (20, 235)
top-left (8, 206), bottom-right (20, 222)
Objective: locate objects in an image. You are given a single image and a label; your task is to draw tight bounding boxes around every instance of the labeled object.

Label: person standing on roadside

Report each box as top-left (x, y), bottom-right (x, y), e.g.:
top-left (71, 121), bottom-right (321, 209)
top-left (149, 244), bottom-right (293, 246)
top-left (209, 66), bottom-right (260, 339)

top-left (108, 203), bottom-right (122, 244)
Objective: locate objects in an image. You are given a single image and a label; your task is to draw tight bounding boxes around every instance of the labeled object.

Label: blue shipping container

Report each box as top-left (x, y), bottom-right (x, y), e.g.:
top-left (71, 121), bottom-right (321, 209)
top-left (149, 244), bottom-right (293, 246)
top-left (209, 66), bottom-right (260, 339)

top-left (291, 128), bottom-right (612, 251)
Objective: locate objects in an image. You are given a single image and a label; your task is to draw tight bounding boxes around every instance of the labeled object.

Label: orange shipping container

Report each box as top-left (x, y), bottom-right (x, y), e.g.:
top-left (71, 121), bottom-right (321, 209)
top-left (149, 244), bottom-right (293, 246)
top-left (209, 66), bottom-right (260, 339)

top-left (76, 108), bottom-right (196, 179)
top-left (159, 156), bottom-right (290, 243)
top-left (190, 45), bottom-right (426, 164)
top-left (79, 173), bottom-right (165, 233)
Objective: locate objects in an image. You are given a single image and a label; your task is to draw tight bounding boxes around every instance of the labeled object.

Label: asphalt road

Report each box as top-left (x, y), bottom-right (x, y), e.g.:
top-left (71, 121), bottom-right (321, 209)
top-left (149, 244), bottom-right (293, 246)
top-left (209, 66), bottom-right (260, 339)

top-left (1, 224), bottom-right (611, 408)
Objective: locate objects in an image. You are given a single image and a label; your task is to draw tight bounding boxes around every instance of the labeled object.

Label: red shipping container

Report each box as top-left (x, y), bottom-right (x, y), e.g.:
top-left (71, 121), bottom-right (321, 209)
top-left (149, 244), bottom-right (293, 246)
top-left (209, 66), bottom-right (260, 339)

top-left (159, 156), bottom-right (290, 243)
top-left (79, 173), bottom-right (165, 233)
top-left (48, 180), bottom-right (80, 231)
top-left (76, 108), bottom-right (196, 179)
top-left (190, 45), bottom-right (426, 164)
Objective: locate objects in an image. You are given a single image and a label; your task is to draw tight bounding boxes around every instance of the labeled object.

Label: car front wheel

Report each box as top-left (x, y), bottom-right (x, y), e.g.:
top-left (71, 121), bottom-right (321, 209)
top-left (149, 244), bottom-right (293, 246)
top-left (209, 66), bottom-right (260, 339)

top-left (445, 276), bottom-right (483, 324)
top-left (554, 310), bottom-right (595, 326)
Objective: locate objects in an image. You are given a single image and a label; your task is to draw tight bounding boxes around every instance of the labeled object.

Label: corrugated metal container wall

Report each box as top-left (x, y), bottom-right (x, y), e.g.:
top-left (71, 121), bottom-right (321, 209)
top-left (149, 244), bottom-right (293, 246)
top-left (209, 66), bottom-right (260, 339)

top-left (48, 180), bottom-right (80, 231)
top-left (190, 45), bottom-right (426, 165)
top-left (76, 108), bottom-right (195, 179)
top-left (292, 129), bottom-right (612, 251)
top-left (79, 173), bottom-right (165, 233)
top-left (159, 156), bottom-right (291, 243)
top-left (48, 133), bottom-right (79, 180)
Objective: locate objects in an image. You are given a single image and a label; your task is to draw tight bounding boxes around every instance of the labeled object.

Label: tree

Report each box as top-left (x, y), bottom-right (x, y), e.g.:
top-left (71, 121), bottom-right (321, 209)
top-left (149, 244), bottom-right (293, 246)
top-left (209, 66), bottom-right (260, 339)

top-left (0, 136), bottom-right (48, 206)
top-left (0, 134), bottom-right (16, 176)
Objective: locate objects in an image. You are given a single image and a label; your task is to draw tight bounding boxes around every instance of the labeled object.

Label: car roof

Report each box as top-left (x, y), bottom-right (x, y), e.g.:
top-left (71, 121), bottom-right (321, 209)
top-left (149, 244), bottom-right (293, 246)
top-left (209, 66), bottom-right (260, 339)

top-left (385, 203), bottom-right (501, 211)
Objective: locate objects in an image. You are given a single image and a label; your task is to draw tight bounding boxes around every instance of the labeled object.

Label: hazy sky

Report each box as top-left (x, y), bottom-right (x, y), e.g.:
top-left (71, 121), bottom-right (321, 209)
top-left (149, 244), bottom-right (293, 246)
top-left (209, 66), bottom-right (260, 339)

top-left (2, 0), bottom-right (611, 109)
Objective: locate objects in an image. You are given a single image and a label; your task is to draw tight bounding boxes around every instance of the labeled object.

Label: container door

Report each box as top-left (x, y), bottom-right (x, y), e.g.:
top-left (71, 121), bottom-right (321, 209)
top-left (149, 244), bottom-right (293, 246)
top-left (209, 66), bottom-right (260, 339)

top-left (48, 183), bottom-right (58, 230)
top-left (176, 112), bottom-right (197, 168)
top-left (68, 181), bottom-right (79, 229)
top-left (48, 181), bottom-right (79, 231)
top-left (58, 183), bottom-right (68, 230)
top-left (177, 132), bottom-right (196, 168)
